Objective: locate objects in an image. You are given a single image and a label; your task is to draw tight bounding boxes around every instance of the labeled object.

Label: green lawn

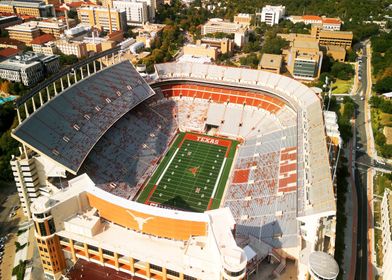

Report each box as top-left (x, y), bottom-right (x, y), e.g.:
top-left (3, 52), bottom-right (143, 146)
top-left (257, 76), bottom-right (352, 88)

top-left (332, 78), bottom-right (353, 94)
top-left (137, 132), bottom-right (238, 212)
top-left (374, 172), bottom-right (392, 196)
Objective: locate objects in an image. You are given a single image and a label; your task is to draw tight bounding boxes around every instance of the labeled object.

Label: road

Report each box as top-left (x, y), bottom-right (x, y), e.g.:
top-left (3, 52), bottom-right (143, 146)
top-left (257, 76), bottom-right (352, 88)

top-left (351, 41), bottom-right (392, 280)
top-left (352, 45), bottom-right (368, 280)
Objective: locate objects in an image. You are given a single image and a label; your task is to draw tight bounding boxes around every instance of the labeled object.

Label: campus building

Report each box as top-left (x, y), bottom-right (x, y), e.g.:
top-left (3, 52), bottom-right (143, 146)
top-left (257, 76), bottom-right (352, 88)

top-left (311, 26), bottom-right (353, 49)
top-left (31, 34), bottom-right (57, 55)
top-left (233, 13), bottom-right (252, 26)
top-left (260, 5), bottom-right (285, 26)
top-left (197, 37), bottom-right (234, 54)
top-left (288, 15), bottom-right (342, 31)
top-left (0, 0), bottom-right (55, 17)
top-left (113, 0), bottom-right (149, 26)
top-left (285, 39), bottom-right (323, 80)
top-left (201, 18), bottom-right (248, 47)
top-left (183, 43), bottom-right (218, 60)
top-left (0, 52), bottom-right (59, 86)
top-left (55, 39), bottom-right (88, 58)
top-left (0, 15), bottom-right (23, 32)
top-left (77, 6), bottom-right (127, 32)
top-left (6, 23), bottom-right (41, 45)
top-left (382, 189), bottom-right (392, 280)
top-left (258, 53), bottom-right (283, 74)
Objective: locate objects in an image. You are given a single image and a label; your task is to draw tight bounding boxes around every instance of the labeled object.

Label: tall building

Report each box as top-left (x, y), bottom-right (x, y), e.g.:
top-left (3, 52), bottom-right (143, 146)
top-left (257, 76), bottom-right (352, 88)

top-left (0, 52), bottom-right (60, 86)
top-left (260, 5), bottom-right (285, 26)
top-left (382, 189), bottom-right (392, 280)
top-left (286, 39), bottom-right (323, 80)
top-left (0, 0), bottom-right (55, 17)
top-left (113, 0), bottom-right (149, 26)
top-left (77, 6), bottom-right (127, 32)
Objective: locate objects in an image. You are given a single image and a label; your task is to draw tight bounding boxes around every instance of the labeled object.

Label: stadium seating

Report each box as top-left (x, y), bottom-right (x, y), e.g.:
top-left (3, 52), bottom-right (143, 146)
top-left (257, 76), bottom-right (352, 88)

top-left (13, 61), bottom-right (155, 173)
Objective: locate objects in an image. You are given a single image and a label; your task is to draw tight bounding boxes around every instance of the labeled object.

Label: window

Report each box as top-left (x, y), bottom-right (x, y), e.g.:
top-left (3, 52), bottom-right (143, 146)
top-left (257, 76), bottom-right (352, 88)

top-left (102, 249), bottom-right (114, 256)
top-left (87, 245), bottom-right (99, 252)
top-left (184, 275), bottom-right (197, 280)
top-left (48, 219), bottom-right (56, 235)
top-left (150, 264), bottom-right (162, 272)
top-left (167, 269), bottom-right (180, 277)
top-left (38, 222), bottom-right (47, 236)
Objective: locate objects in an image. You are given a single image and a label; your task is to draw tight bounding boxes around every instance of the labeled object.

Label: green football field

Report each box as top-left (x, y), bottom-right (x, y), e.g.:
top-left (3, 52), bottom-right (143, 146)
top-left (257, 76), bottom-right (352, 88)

top-left (137, 132), bottom-right (238, 212)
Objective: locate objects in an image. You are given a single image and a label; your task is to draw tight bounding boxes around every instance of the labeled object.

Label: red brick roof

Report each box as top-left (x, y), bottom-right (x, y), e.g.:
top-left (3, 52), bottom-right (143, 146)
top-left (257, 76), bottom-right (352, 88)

top-left (322, 18), bottom-right (341, 24)
top-left (67, 1), bottom-right (96, 8)
top-left (30, 34), bottom-right (55, 45)
top-left (0, 37), bottom-right (25, 47)
top-left (302, 15), bottom-right (322, 21)
top-left (0, 47), bottom-right (20, 58)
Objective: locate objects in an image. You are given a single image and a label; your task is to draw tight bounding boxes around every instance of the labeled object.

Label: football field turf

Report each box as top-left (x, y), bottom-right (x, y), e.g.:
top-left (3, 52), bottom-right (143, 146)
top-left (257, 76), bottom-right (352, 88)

top-left (137, 132), bottom-right (238, 212)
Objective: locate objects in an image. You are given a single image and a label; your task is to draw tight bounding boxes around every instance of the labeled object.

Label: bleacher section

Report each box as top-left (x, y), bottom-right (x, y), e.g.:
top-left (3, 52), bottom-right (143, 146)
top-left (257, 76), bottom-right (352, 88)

top-left (12, 61), bottom-right (155, 174)
top-left (79, 98), bottom-right (178, 200)
top-left (154, 62), bottom-right (336, 223)
top-left (224, 126), bottom-right (298, 249)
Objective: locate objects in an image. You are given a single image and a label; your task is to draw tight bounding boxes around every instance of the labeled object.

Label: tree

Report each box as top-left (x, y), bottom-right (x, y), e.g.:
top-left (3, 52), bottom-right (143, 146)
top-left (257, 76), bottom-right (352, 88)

top-left (1, 81), bottom-right (10, 93)
top-left (331, 62), bottom-right (354, 80)
top-left (59, 54), bottom-right (78, 65)
top-left (261, 37), bottom-right (289, 55)
top-left (375, 76), bottom-right (392, 94)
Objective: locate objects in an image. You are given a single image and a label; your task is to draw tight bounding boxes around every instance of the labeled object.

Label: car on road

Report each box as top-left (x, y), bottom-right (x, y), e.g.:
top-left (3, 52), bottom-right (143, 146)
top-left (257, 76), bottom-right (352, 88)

top-left (361, 97), bottom-right (365, 101)
top-left (9, 211), bottom-right (16, 218)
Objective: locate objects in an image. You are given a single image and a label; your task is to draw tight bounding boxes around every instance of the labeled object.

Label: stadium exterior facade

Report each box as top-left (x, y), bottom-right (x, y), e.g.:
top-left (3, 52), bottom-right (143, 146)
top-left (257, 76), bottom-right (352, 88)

top-left (10, 51), bottom-right (337, 280)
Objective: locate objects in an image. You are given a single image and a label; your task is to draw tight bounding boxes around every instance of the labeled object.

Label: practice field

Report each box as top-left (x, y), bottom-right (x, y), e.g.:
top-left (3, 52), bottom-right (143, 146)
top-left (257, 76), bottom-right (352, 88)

top-left (137, 132), bottom-right (238, 212)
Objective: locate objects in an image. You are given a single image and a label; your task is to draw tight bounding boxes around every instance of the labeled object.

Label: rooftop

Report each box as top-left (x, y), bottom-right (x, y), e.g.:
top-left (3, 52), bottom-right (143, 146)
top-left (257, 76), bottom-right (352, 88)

top-left (302, 15), bottom-right (322, 21)
top-left (30, 33), bottom-right (55, 45)
top-left (259, 53), bottom-right (283, 69)
top-left (0, 47), bottom-right (20, 58)
top-left (292, 39), bottom-right (319, 50)
top-left (308, 251), bottom-right (339, 279)
top-left (65, 258), bottom-right (144, 280)
top-left (12, 60), bottom-right (155, 174)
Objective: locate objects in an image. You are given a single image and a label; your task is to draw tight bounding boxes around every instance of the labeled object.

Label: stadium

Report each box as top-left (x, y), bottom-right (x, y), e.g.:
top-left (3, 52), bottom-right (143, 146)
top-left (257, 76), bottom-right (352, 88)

top-left (10, 51), bottom-right (337, 280)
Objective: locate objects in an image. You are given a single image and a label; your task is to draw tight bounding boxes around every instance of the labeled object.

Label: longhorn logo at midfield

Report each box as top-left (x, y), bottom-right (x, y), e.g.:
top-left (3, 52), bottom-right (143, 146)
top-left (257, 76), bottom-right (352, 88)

top-left (126, 210), bottom-right (154, 231)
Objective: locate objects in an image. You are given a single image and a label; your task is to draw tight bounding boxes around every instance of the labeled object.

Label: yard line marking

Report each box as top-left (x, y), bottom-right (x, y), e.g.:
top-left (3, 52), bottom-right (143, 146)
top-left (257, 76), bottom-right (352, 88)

top-left (156, 148), bottom-right (180, 185)
top-left (211, 157), bottom-right (227, 199)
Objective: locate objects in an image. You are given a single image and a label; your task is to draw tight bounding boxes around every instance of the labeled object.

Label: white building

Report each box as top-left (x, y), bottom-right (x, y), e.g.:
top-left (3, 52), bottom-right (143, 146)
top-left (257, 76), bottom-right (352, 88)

top-left (260, 5), bottom-right (285, 26)
top-left (382, 189), bottom-right (392, 280)
top-left (0, 52), bottom-right (59, 86)
top-left (201, 18), bottom-right (248, 47)
top-left (113, 0), bottom-right (149, 26)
